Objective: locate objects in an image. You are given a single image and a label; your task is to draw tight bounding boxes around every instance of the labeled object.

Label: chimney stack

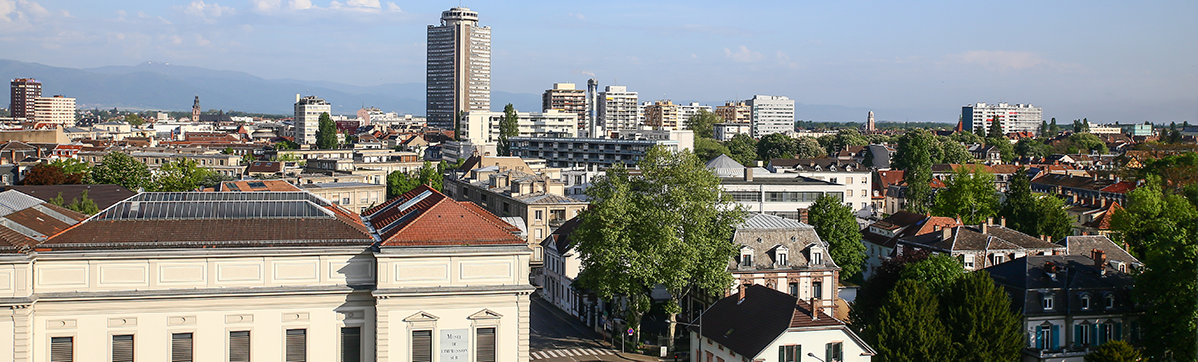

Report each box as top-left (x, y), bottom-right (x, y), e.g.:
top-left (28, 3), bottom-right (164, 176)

top-left (1000, 217), bottom-right (1006, 227)
top-left (1092, 249), bottom-right (1107, 269)
top-left (743, 167), bottom-right (753, 182)
top-left (738, 284), bottom-right (747, 301)
top-left (810, 297), bottom-right (819, 321)
top-left (981, 222), bottom-right (988, 234)
top-left (942, 226), bottom-right (952, 241)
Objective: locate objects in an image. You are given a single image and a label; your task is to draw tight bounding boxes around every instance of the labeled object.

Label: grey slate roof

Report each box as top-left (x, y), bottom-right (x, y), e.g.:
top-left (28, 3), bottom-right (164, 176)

top-left (899, 224), bottom-right (1065, 253)
top-left (985, 255), bottom-right (1136, 317)
top-left (0, 190), bottom-right (47, 217)
top-left (1060, 235), bottom-right (1140, 265)
top-left (731, 213), bottom-right (835, 271)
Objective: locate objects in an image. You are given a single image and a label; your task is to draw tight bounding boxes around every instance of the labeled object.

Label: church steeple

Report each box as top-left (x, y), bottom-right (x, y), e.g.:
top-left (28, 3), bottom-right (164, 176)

top-left (191, 96), bottom-right (201, 123)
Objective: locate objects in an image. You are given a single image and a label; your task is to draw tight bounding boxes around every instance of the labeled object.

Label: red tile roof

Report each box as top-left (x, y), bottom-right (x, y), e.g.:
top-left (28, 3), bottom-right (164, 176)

top-left (218, 180), bottom-right (301, 192)
top-left (365, 185), bottom-right (525, 246)
top-left (1100, 181), bottom-right (1136, 194)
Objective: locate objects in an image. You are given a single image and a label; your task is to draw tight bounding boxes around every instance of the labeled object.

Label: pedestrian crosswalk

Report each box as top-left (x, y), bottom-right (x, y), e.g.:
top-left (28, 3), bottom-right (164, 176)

top-left (531, 348), bottom-right (618, 360)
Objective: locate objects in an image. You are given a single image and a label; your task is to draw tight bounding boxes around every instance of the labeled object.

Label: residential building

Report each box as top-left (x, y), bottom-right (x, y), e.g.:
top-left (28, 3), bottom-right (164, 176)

top-left (859, 211), bottom-right (961, 279)
top-left (1073, 202), bottom-right (1121, 237)
top-left (509, 129), bottom-right (693, 168)
top-left (542, 83), bottom-right (587, 131)
top-left (0, 187), bottom-right (531, 362)
top-left (766, 158), bottom-right (872, 214)
top-left (730, 213), bottom-right (841, 316)
top-left (1030, 174), bottom-right (1134, 209)
top-left (427, 7), bottom-right (491, 130)
top-left (676, 102), bottom-right (713, 128)
top-left (895, 219), bottom-right (1067, 271)
top-left (748, 95), bottom-right (795, 137)
top-left (643, 100), bottom-right (681, 130)
top-left (294, 95), bottom-right (330, 145)
top-left (540, 217), bottom-right (587, 323)
top-left (708, 155), bottom-right (849, 220)
top-left (597, 85), bottom-right (639, 134)
top-left (961, 102), bottom-right (1043, 136)
top-left (713, 123), bottom-right (751, 141)
top-left (9, 78), bottom-right (40, 120)
top-left (969, 144), bottom-right (1003, 163)
top-left (714, 101), bottom-right (750, 123)
top-left (460, 109), bottom-right (578, 144)
top-left (688, 285), bottom-right (875, 362)
top-left (299, 181), bottom-right (386, 213)
top-left (32, 95), bottom-right (75, 127)
top-left (985, 250), bottom-right (1140, 362)
top-left (872, 169), bottom-right (903, 214)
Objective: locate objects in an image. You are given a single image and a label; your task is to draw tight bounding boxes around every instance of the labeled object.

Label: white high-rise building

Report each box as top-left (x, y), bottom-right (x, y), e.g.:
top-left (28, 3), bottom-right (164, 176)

top-left (748, 95), bottom-right (795, 137)
top-left (294, 95), bottom-right (331, 145)
top-left (33, 95), bottom-right (75, 127)
top-left (460, 109), bottom-right (578, 143)
top-left (961, 102), bottom-right (1042, 136)
top-left (597, 85), bottom-right (639, 136)
top-left (677, 102), bottom-right (713, 129)
top-left (427, 7), bottom-right (491, 130)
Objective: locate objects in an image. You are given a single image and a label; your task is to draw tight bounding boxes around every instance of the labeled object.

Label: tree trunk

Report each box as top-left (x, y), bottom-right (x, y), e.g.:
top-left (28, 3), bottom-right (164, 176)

top-left (667, 311), bottom-right (677, 349)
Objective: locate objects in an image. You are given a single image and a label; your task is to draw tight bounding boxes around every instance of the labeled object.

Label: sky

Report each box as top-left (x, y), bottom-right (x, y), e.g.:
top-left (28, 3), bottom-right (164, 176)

top-left (1, 0), bottom-right (1195, 123)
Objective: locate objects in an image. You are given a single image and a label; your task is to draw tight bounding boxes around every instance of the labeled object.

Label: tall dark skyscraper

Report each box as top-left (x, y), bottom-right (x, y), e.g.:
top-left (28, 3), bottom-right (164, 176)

top-left (10, 78), bottom-right (41, 120)
top-left (426, 7), bottom-right (491, 131)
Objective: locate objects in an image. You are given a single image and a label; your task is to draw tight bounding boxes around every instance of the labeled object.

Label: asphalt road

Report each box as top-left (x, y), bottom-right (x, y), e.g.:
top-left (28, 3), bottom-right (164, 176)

top-left (531, 293), bottom-right (650, 361)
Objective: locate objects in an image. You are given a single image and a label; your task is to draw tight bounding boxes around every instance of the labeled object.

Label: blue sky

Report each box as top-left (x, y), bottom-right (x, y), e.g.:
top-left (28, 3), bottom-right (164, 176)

top-left (2, 0), bottom-right (1195, 122)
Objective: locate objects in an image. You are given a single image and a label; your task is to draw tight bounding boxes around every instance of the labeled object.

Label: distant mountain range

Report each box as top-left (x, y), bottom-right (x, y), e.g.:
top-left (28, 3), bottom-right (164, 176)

top-left (0, 59), bottom-right (541, 116)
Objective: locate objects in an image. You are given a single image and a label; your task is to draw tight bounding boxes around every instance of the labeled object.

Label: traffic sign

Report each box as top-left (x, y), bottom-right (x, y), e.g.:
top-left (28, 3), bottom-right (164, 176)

top-left (627, 328), bottom-right (634, 336)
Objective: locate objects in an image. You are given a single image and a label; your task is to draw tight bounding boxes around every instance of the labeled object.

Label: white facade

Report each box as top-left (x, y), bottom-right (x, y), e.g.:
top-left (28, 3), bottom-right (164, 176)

top-left (460, 110), bottom-right (579, 144)
top-left (773, 168), bottom-right (873, 214)
top-left (713, 123), bottom-right (752, 142)
top-left (427, 7), bottom-right (491, 130)
top-left (677, 102), bottom-right (713, 128)
top-left (597, 86), bottom-right (639, 135)
top-left (32, 96), bottom-right (75, 127)
top-left (961, 102), bottom-right (1042, 136)
top-left (294, 95), bottom-right (330, 145)
top-left (718, 175), bottom-right (849, 220)
top-left (748, 95), bottom-right (795, 138)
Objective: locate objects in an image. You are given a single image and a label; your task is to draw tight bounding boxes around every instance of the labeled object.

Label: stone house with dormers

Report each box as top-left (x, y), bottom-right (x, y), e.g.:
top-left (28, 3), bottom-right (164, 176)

top-left (859, 211), bottom-right (962, 279)
top-left (730, 213), bottom-right (839, 317)
top-left (895, 218), bottom-right (1066, 271)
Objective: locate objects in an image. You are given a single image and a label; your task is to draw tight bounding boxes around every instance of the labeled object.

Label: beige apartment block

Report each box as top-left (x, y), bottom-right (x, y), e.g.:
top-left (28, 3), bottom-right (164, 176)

top-left (0, 188), bottom-right (533, 362)
top-left (715, 101), bottom-right (751, 123)
top-left (643, 100), bottom-right (681, 130)
top-left (32, 95), bottom-right (75, 127)
top-left (300, 181), bottom-right (386, 213)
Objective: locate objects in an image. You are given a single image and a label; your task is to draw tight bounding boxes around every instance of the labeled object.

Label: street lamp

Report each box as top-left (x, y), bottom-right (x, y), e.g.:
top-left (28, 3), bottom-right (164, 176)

top-left (807, 352), bottom-right (825, 362)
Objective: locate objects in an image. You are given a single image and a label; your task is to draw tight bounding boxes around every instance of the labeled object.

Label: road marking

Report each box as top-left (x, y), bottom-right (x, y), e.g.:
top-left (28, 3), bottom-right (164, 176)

top-left (531, 348), bottom-right (618, 360)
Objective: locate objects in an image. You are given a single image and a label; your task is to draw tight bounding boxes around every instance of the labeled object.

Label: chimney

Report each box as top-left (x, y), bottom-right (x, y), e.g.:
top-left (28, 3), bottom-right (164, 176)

top-left (987, 217), bottom-right (994, 226)
top-left (738, 284), bottom-right (747, 301)
top-left (981, 222), bottom-right (988, 234)
top-left (743, 167), bottom-right (753, 182)
top-left (810, 297), bottom-right (819, 321)
top-left (1092, 249), bottom-right (1107, 269)
top-left (1046, 235), bottom-right (1053, 244)
top-left (942, 226), bottom-right (952, 241)
top-left (1000, 217), bottom-right (1006, 227)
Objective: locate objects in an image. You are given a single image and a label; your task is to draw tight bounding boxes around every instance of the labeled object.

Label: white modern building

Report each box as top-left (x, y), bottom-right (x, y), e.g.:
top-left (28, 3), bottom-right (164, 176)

top-left (597, 85), bottom-right (639, 135)
top-left (294, 95), bottom-right (330, 145)
top-left (961, 102), bottom-right (1043, 136)
top-left (427, 7), bottom-right (491, 130)
top-left (509, 130), bottom-right (693, 169)
top-left (766, 159), bottom-right (873, 215)
top-left (713, 123), bottom-right (752, 141)
top-left (460, 109), bottom-right (578, 143)
top-left (748, 95), bottom-right (795, 137)
top-left (33, 95), bottom-right (75, 127)
top-left (677, 102), bottom-right (713, 129)
top-left (542, 83), bottom-right (587, 132)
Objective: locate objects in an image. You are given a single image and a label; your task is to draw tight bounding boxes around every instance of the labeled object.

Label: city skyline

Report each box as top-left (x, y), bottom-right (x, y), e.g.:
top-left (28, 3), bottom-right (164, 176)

top-left (0, 1), bottom-right (1194, 122)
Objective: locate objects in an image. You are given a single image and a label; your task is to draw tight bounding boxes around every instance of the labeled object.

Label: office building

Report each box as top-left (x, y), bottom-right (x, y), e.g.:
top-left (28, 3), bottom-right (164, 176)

top-left (643, 100), bottom-right (681, 130)
top-left (542, 83), bottom-right (587, 132)
top-left (961, 102), bottom-right (1043, 136)
top-left (748, 95), bottom-right (795, 137)
top-left (427, 7), bottom-right (491, 130)
top-left (715, 101), bottom-right (751, 123)
top-left (9, 78), bottom-right (41, 120)
top-left (294, 95), bottom-right (330, 145)
top-left (510, 130), bottom-right (694, 168)
top-left (597, 85), bottom-right (638, 135)
top-left (33, 95), bottom-right (75, 127)
top-left (707, 155), bottom-right (848, 220)
top-left (1117, 123), bottom-right (1153, 137)
top-left (677, 102), bottom-right (713, 128)
top-left (460, 109), bottom-right (578, 144)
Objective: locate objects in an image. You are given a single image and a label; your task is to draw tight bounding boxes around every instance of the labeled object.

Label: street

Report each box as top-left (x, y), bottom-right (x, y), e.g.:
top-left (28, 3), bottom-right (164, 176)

top-left (530, 293), bottom-right (646, 362)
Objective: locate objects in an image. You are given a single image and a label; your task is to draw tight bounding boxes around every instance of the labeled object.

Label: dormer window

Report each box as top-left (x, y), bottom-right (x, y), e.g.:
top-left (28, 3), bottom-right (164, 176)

top-left (811, 251), bottom-right (823, 265)
top-left (1104, 294), bottom-right (1115, 309)
top-left (740, 246), bottom-right (754, 268)
top-left (1042, 293), bottom-right (1054, 310)
top-left (775, 246), bottom-right (789, 267)
top-left (1080, 294), bottom-right (1092, 310)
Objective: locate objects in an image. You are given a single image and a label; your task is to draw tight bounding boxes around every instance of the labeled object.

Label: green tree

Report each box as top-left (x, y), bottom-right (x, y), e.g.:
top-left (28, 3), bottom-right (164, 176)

top-left (1065, 133), bottom-right (1109, 154)
top-left (1039, 120), bottom-right (1048, 136)
top-left (794, 136), bottom-right (824, 159)
top-left (756, 133), bottom-right (797, 161)
top-left (49, 192), bottom-right (65, 206)
top-left (274, 140), bottom-right (298, 150)
top-left (1111, 176), bottom-right (1198, 361)
top-left (949, 130), bottom-right (983, 145)
top-left (934, 137), bottom-right (973, 164)
top-left (1084, 341), bottom-right (1143, 362)
top-left (870, 280), bottom-right (954, 362)
top-left (828, 129), bottom-right (869, 155)
top-left (386, 161), bottom-right (444, 198)
top-left (222, 146), bottom-right (234, 154)
top-left (939, 270), bottom-right (1023, 361)
top-left (1000, 170), bottom-right (1072, 241)
top-left (1015, 138), bottom-right (1050, 158)
top-left (21, 164), bottom-right (83, 185)
top-left (90, 152), bottom-right (152, 191)
top-left (932, 165), bottom-right (999, 224)
top-left (685, 109), bottom-right (720, 139)
top-left (155, 158), bottom-right (216, 192)
top-left (50, 158), bottom-right (90, 180)
top-left (315, 112), bottom-right (338, 149)
top-left (974, 123), bottom-right (987, 138)
top-left (895, 130), bottom-right (934, 213)
top-left (725, 134), bottom-right (758, 166)
top-left (694, 138), bottom-right (730, 162)
top-left (808, 194), bottom-right (866, 279)
top-left (574, 146), bottom-right (745, 347)
top-left (988, 118), bottom-right (1004, 138)
top-left (65, 190), bottom-right (100, 215)
top-left (124, 113), bottom-right (145, 126)
top-left (986, 137), bottom-right (1015, 163)
top-left (897, 254), bottom-right (964, 295)
top-left (1034, 195), bottom-right (1073, 242)
top-left (498, 104), bottom-right (519, 156)
top-left (850, 250), bottom-right (931, 336)
top-left (1048, 118), bottom-right (1060, 135)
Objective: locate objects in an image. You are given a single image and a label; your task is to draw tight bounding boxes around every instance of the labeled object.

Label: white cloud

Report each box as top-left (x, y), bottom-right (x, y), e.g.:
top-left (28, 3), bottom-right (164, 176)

top-left (724, 45), bottom-right (762, 63)
top-left (385, 2), bottom-right (400, 12)
top-left (170, 35), bottom-right (183, 44)
top-left (567, 12), bottom-right (585, 21)
top-left (289, 0), bottom-right (314, 10)
top-left (347, 0), bottom-right (380, 9)
top-left (183, 0), bottom-right (232, 21)
top-left (251, 0), bottom-right (281, 11)
top-left (946, 50), bottom-right (1059, 71)
top-left (1, 0), bottom-right (50, 25)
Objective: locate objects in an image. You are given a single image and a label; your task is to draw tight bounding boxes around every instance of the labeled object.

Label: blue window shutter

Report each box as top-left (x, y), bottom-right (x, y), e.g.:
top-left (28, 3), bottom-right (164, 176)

top-left (1114, 322), bottom-right (1122, 341)
top-left (1036, 327), bottom-right (1044, 349)
top-left (1051, 325), bottom-right (1060, 350)
top-left (1074, 325), bottom-right (1083, 346)
top-left (1092, 324), bottom-right (1100, 345)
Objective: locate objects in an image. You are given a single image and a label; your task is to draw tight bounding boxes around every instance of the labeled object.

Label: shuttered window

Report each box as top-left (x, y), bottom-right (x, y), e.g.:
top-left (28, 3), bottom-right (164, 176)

top-left (341, 327), bottom-right (361, 362)
top-left (476, 328), bottom-right (496, 362)
top-left (229, 331), bottom-right (250, 362)
top-left (412, 330), bottom-right (432, 362)
top-left (172, 333), bottom-right (193, 362)
top-left (50, 336), bottom-right (73, 362)
top-left (112, 335), bottom-right (134, 362)
top-left (285, 329), bottom-right (306, 362)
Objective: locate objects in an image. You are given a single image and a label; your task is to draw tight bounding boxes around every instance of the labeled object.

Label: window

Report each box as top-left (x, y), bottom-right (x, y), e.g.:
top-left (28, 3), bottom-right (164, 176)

top-left (861, 178), bottom-right (867, 184)
top-left (811, 252), bottom-right (822, 265)
top-left (1081, 294), bottom-right (1092, 310)
top-left (286, 329), bottom-right (306, 362)
top-left (1076, 323), bottom-right (1092, 346)
top-left (476, 328), bottom-right (496, 362)
top-left (1105, 294), bottom-right (1115, 309)
top-left (113, 335), bottom-right (134, 362)
top-left (777, 252), bottom-right (787, 266)
top-left (740, 253), bottom-right (752, 267)
top-left (172, 333), bottom-right (193, 362)
top-left (992, 254), bottom-right (1004, 265)
top-left (230, 331), bottom-right (251, 362)
top-left (825, 342), bottom-right (843, 362)
top-left (343, 197), bottom-right (351, 205)
top-left (846, 177), bottom-right (853, 184)
top-left (51, 336), bottom-right (72, 362)
top-left (778, 345), bottom-right (800, 362)
top-left (963, 254), bottom-right (975, 268)
top-left (412, 330), bottom-right (433, 362)
top-left (788, 282), bottom-right (798, 296)
top-left (813, 281), bottom-right (823, 299)
top-left (1042, 294), bottom-right (1054, 310)
top-left (535, 210), bottom-right (543, 221)
top-left (846, 190), bottom-right (853, 197)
